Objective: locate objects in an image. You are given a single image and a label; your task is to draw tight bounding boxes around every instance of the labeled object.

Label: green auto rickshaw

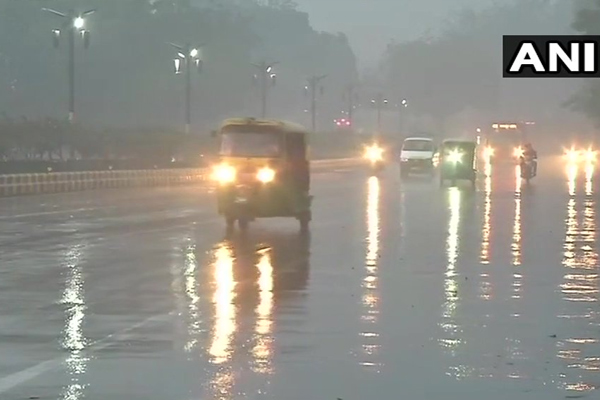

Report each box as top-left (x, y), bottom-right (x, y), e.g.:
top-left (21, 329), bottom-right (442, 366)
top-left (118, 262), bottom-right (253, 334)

top-left (210, 117), bottom-right (312, 232)
top-left (438, 139), bottom-right (477, 188)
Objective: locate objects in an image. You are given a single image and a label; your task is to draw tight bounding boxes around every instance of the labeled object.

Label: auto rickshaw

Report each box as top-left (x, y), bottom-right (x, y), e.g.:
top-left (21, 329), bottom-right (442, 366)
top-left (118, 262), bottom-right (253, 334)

top-left (439, 139), bottom-right (477, 188)
top-left (210, 118), bottom-right (312, 232)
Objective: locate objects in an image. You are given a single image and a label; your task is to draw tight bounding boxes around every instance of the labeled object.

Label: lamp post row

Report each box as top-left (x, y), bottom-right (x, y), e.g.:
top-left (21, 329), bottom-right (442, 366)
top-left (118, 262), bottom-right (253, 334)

top-left (43, 7), bottom-right (95, 123)
top-left (43, 8), bottom-right (408, 133)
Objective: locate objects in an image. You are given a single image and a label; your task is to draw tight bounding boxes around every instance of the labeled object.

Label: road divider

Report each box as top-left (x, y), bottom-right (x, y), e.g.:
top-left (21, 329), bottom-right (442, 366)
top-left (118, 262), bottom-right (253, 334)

top-left (0, 158), bottom-right (361, 197)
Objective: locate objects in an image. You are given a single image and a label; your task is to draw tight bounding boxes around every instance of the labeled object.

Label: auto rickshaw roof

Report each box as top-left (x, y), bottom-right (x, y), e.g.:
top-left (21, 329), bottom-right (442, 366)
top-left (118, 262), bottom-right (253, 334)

top-left (219, 118), bottom-right (308, 134)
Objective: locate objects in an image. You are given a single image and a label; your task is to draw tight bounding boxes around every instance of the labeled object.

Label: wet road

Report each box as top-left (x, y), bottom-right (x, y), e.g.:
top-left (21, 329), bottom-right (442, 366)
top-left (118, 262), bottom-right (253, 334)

top-left (0, 157), bottom-right (598, 400)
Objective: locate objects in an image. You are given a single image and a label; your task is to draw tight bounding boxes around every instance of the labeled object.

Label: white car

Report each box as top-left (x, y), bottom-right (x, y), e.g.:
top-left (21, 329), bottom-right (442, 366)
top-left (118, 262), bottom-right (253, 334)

top-left (399, 137), bottom-right (436, 177)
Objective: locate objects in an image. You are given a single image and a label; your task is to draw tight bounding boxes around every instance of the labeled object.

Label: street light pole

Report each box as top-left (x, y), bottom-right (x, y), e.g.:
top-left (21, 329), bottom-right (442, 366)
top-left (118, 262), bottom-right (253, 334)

top-left (252, 61), bottom-right (278, 118)
top-left (68, 25), bottom-right (75, 122)
top-left (344, 84), bottom-right (358, 125)
top-left (398, 98), bottom-right (408, 132)
top-left (371, 93), bottom-right (388, 133)
top-left (185, 54), bottom-right (191, 133)
top-left (171, 43), bottom-right (203, 133)
top-left (43, 8), bottom-right (95, 123)
top-left (306, 74), bottom-right (326, 132)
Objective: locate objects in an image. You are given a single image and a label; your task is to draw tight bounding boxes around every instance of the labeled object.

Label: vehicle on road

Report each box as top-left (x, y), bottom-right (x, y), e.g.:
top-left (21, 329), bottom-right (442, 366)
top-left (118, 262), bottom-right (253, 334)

top-left (563, 146), bottom-right (597, 165)
top-left (439, 139), bottom-right (477, 188)
top-left (211, 117), bottom-right (312, 233)
top-left (363, 142), bottom-right (386, 175)
top-left (517, 143), bottom-right (537, 183)
top-left (519, 155), bottom-right (536, 183)
top-left (399, 136), bottom-right (436, 178)
top-left (482, 122), bottom-right (531, 164)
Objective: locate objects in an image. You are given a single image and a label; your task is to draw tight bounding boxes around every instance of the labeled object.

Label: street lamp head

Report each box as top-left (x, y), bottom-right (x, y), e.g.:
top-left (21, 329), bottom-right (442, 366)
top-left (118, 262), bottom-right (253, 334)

top-left (266, 65), bottom-right (273, 73)
top-left (73, 16), bottom-right (84, 29)
top-left (190, 48), bottom-right (198, 58)
top-left (401, 99), bottom-right (407, 105)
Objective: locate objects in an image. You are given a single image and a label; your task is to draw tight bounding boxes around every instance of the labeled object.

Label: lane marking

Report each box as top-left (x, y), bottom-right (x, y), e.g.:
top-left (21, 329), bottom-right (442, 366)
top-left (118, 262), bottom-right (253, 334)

top-left (0, 313), bottom-right (171, 394)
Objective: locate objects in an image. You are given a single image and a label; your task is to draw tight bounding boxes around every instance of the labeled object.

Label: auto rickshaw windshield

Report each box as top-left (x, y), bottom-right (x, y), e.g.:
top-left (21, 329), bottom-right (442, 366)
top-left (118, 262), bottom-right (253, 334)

top-left (220, 130), bottom-right (282, 157)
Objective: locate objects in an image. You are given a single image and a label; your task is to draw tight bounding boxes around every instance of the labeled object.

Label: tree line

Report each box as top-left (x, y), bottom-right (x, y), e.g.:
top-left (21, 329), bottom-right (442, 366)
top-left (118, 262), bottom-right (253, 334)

top-left (376, 0), bottom-right (582, 134)
top-left (567, 0), bottom-right (600, 127)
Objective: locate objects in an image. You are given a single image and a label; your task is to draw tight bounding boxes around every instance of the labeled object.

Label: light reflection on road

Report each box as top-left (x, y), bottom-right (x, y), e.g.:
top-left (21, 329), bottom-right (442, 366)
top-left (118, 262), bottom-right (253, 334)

top-left (480, 160), bottom-right (492, 300)
top-left (60, 243), bottom-right (89, 400)
top-left (207, 242), bottom-right (237, 399)
top-left (440, 187), bottom-right (462, 358)
top-left (251, 248), bottom-right (274, 374)
top-left (183, 243), bottom-right (201, 353)
top-left (558, 162), bottom-right (599, 394)
top-left (360, 176), bottom-right (382, 371)
top-left (512, 166), bottom-right (522, 302)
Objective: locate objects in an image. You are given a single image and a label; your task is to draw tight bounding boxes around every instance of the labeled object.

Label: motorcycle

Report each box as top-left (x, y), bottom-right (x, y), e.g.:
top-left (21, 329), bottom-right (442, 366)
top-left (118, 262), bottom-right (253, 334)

top-left (519, 155), bottom-right (537, 183)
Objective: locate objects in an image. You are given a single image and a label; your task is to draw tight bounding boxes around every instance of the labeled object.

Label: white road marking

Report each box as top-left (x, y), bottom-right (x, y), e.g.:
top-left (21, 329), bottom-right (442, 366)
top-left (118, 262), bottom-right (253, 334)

top-left (0, 313), bottom-right (172, 394)
top-left (0, 207), bottom-right (118, 220)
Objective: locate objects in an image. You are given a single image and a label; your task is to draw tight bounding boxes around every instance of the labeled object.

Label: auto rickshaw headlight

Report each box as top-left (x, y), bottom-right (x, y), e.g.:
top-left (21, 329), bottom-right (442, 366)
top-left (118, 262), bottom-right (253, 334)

top-left (212, 164), bottom-right (236, 184)
top-left (257, 167), bottom-right (276, 183)
top-left (447, 149), bottom-right (463, 164)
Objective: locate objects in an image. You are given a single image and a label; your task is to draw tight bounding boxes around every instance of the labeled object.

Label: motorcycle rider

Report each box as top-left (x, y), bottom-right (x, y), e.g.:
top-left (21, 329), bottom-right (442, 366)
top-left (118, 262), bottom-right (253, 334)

top-left (520, 142), bottom-right (537, 176)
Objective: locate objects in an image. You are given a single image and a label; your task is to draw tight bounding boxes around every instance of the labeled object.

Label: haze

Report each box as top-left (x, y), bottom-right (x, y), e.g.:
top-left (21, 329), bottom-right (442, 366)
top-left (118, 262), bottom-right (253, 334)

top-left (0, 0), bottom-right (590, 139)
top-left (297, 0), bottom-right (496, 68)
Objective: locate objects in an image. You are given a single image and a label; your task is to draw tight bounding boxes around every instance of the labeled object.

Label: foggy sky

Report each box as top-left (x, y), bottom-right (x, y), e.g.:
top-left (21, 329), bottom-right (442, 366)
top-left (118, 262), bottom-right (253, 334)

top-left (296, 0), bottom-right (499, 69)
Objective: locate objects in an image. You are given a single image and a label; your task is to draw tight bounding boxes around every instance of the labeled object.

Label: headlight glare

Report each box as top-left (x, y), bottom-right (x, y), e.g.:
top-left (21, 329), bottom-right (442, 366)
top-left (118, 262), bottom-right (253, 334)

top-left (585, 149), bottom-right (596, 163)
top-left (212, 164), bottom-right (236, 183)
top-left (514, 146), bottom-right (524, 158)
top-left (257, 167), bottom-right (275, 183)
top-left (364, 145), bottom-right (383, 161)
top-left (447, 150), bottom-right (463, 163)
top-left (565, 148), bottom-right (580, 163)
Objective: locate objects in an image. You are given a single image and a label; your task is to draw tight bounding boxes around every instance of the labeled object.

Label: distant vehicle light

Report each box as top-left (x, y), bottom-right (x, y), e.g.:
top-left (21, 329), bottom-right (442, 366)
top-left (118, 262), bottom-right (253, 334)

top-left (447, 149), bottom-right (463, 164)
top-left (513, 146), bottom-right (524, 158)
top-left (565, 148), bottom-right (580, 163)
top-left (584, 148), bottom-right (596, 163)
top-left (364, 144), bottom-right (384, 162)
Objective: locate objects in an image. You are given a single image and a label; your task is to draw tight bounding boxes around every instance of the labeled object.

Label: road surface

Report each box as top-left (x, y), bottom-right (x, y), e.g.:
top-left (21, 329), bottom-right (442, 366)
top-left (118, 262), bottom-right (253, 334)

top-left (0, 157), bottom-right (598, 400)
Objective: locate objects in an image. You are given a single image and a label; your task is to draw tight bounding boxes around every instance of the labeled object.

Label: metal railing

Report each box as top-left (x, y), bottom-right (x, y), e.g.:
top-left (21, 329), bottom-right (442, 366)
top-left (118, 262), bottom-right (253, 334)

top-left (0, 158), bottom-right (360, 197)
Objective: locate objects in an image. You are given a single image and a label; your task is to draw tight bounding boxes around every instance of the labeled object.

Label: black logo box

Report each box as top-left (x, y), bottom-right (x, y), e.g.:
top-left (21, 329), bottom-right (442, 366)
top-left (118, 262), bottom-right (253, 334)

top-left (503, 35), bottom-right (600, 78)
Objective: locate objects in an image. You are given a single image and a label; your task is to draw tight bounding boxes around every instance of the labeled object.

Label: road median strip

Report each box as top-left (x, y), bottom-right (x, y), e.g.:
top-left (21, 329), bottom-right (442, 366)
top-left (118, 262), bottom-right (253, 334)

top-left (0, 158), bottom-right (360, 197)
